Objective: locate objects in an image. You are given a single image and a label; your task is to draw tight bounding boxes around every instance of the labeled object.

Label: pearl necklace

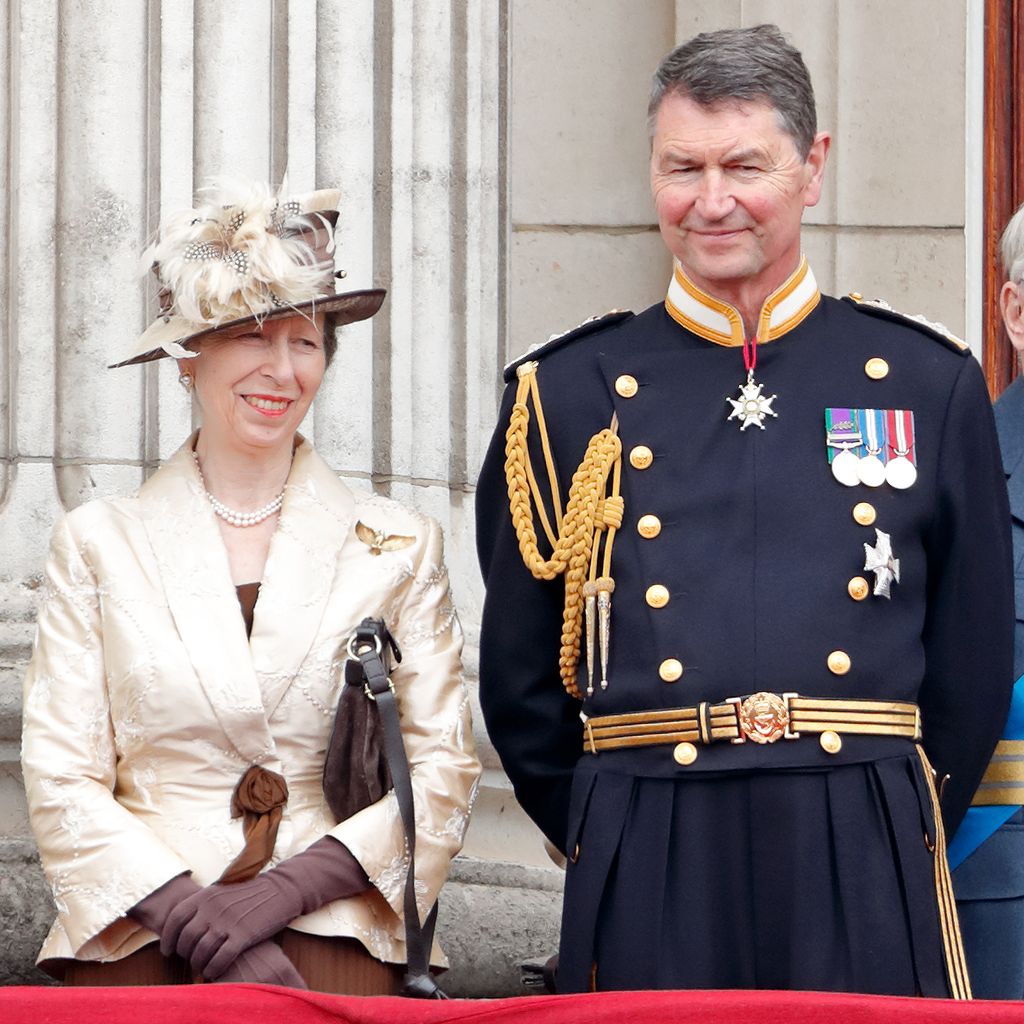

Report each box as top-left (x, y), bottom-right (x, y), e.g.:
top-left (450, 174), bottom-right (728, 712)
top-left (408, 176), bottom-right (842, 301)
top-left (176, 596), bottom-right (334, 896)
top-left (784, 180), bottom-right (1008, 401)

top-left (192, 452), bottom-right (285, 528)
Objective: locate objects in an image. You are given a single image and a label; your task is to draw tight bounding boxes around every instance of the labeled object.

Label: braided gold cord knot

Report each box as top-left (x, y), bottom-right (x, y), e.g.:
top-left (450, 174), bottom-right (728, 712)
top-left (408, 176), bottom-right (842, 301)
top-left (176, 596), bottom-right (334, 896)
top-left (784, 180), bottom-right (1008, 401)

top-left (504, 364), bottom-right (622, 698)
top-left (595, 495), bottom-right (625, 531)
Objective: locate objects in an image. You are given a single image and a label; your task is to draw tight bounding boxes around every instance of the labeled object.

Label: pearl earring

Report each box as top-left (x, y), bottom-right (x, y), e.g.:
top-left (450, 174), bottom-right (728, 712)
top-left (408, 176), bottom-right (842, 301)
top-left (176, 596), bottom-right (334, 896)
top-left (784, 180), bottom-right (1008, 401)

top-left (178, 371), bottom-right (194, 392)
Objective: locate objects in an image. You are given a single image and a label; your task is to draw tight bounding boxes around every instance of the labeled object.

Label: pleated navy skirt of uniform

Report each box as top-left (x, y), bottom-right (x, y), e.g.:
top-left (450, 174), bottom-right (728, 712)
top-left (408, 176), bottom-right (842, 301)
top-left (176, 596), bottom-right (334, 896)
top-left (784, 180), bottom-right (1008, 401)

top-left (557, 752), bottom-right (950, 995)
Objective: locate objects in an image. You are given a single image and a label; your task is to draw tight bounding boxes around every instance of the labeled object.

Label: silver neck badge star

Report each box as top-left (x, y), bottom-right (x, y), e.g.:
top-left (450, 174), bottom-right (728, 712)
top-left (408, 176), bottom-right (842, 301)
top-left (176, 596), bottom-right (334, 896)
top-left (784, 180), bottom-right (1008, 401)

top-left (726, 369), bottom-right (778, 431)
top-left (863, 528), bottom-right (901, 598)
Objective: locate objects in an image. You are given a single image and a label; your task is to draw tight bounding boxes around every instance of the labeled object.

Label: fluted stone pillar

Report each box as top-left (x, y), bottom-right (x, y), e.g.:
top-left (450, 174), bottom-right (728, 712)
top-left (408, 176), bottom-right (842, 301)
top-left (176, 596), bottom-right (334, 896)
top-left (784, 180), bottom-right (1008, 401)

top-left (0, 0), bottom-right (554, 996)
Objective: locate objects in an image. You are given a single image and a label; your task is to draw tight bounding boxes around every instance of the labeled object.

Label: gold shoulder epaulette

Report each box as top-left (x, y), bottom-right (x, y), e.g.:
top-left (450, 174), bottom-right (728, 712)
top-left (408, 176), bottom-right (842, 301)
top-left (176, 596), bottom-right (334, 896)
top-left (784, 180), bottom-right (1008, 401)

top-left (503, 359), bottom-right (624, 700)
top-left (844, 293), bottom-right (969, 355)
top-left (503, 309), bottom-right (633, 383)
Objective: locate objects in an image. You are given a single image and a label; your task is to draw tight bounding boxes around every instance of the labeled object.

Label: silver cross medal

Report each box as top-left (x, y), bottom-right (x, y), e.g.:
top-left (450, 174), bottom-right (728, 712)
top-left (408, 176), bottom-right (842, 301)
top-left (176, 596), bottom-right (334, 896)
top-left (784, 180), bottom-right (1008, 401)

top-left (863, 528), bottom-right (901, 598)
top-left (727, 369), bottom-right (778, 431)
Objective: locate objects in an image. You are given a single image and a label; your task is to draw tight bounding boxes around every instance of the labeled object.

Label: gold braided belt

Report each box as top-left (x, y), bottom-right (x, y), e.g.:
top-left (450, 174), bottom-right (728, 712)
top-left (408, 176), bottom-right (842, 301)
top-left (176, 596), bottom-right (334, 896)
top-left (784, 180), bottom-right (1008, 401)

top-left (583, 691), bottom-right (921, 763)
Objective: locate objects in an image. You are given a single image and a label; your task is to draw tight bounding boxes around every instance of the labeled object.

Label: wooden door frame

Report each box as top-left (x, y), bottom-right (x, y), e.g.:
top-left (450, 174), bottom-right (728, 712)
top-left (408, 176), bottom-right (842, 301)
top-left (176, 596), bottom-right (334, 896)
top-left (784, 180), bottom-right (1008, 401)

top-left (983, 0), bottom-right (1024, 398)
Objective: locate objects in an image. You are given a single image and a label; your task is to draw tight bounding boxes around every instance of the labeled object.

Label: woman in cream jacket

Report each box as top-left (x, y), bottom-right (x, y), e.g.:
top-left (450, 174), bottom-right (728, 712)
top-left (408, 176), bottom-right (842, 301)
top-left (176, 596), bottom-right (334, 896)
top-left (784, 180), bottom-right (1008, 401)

top-left (21, 181), bottom-right (480, 991)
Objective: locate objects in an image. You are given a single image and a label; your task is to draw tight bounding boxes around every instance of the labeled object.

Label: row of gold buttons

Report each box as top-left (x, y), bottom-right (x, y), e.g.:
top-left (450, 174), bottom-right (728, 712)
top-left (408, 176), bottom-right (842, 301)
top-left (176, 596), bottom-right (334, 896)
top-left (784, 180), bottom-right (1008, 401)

top-left (828, 502), bottom-right (881, 677)
top-left (615, 374), bottom-right (682, 683)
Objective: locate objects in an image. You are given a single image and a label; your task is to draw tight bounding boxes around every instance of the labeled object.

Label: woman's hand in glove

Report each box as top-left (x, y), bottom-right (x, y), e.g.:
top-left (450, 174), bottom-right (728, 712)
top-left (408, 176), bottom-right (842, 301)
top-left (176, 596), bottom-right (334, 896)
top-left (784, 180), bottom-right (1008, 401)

top-left (162, 836), bottom-right (369, 979)
top-left (128, 871), bottom-right (308, 987)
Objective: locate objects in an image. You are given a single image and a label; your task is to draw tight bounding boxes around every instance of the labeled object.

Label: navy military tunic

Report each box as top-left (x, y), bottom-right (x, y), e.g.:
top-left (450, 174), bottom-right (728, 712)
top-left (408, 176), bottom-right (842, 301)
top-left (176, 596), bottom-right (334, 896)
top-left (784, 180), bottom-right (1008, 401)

top-left (952, 375), bottom-right (1024, 999)
top-left (476, 266), bottom-right (1013, 995)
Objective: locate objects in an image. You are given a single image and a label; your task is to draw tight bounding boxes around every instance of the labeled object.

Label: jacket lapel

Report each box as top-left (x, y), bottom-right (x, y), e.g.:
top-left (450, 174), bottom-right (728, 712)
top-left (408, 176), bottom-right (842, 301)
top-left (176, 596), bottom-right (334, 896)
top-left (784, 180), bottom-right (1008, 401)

top-left (250, 440), bottom-right (357, 717)
top-left (137, 435), bottom-right (276, 766)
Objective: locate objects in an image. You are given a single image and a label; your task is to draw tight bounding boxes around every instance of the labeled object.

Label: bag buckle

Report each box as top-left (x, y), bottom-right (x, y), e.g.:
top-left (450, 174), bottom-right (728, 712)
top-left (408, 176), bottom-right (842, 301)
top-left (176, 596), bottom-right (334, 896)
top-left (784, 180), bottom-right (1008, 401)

top-left (363, 677), bottom-right (396, 702)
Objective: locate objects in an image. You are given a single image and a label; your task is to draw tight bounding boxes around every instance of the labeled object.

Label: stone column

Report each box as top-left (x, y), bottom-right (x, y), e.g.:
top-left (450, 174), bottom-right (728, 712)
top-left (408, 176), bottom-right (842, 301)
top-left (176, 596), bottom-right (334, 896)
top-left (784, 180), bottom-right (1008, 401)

top-left (0, 0), bottom-right (513, 993)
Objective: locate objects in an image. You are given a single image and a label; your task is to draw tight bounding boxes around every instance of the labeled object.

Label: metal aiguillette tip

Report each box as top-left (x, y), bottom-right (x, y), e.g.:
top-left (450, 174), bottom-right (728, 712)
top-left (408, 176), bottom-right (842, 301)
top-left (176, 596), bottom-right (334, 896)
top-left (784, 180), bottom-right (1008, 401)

top-left (583, 580), bottom-right (598, 697)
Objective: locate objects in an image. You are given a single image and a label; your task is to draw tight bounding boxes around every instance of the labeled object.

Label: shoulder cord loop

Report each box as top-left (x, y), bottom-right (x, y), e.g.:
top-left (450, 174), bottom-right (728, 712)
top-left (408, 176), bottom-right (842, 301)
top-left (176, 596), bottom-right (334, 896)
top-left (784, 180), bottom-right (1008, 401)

top-left (504, 362), bottom-right (622, 698)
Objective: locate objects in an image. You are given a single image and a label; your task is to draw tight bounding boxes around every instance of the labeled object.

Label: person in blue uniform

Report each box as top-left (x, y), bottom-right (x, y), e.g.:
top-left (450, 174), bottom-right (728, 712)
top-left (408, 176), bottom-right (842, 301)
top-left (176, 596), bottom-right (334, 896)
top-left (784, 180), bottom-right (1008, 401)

top-left (950, 202), bottom-right (1024, 999)
top-left (476, 25), bottom-right (1013, 997)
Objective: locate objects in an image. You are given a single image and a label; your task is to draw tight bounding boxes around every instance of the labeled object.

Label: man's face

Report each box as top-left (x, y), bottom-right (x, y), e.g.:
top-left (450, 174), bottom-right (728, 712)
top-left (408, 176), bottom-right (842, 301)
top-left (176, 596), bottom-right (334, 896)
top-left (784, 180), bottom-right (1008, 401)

top-left (650, 93), bottom-right (829, 301)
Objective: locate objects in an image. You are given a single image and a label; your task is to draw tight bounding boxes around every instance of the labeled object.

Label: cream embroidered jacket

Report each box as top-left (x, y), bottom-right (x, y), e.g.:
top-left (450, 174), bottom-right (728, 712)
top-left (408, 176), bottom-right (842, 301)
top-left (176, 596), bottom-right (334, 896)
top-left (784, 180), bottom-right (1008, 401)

top-left (21, 435), bottom-right (480, 968)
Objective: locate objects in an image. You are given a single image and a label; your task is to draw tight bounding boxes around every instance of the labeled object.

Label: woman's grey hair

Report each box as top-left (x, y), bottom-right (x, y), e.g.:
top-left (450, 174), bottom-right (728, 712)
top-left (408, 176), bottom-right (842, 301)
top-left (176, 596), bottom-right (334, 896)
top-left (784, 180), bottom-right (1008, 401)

top-left (1001, 202), bottom-right (1024, 285)
top-left (648, 24), bottom-right (817, 159)
top-left (323, 317), bottom-right (339, 366)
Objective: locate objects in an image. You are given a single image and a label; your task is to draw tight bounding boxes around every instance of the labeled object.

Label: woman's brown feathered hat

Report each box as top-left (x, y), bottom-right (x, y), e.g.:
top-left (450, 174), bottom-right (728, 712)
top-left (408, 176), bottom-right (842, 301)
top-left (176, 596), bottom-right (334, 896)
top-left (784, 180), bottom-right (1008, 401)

top-left (110, 180), bottom-right (385, 368)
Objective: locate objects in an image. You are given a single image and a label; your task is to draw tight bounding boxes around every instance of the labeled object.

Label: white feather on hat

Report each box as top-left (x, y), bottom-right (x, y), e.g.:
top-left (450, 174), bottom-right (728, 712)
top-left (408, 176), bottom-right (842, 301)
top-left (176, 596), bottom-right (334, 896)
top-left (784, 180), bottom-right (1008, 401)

top-left (112, 179), bottom-right (386, 368)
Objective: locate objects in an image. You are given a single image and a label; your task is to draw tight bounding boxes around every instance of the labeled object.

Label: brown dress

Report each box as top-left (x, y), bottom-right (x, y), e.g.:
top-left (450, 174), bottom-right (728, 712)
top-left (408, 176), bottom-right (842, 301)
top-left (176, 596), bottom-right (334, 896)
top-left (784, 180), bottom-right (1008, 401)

top-left (61, 583), bottom-right (403, 995)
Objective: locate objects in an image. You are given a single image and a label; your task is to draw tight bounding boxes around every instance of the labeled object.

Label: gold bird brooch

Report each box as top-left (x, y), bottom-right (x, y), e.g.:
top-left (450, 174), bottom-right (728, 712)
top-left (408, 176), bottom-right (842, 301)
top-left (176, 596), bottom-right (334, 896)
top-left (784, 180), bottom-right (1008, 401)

top-left (355, 520), bottom-right (416, 556)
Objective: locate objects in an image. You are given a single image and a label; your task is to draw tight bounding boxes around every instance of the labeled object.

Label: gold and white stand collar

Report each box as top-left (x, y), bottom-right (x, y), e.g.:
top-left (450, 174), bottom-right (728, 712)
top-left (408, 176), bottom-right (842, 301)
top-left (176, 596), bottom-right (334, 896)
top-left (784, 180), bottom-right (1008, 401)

top-left (665, 256), bottom-right (821, 345)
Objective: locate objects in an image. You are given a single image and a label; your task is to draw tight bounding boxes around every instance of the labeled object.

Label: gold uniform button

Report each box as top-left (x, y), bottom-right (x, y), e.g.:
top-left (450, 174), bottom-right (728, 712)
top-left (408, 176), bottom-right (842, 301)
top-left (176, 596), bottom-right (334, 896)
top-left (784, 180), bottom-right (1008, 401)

top-left (820, 730), bottom-right (843, 754)
top-left (848, 576), bottom-right (870, 601)
top-left (629, 445), bottom-right (654, 470)
top-left (673, 742), bottom-right (698, 766)
top-left (646, 584), bottom-right (670, 608)
top-left (615, 374), bottom-right (639, 398)
top-left (827, 650), bottom-right (852, 675)
top-left (570, 843), bottom-right (580, 863)
top-left (852, 502), bottom-right (877, 526)
top-left (659, 658), bottom-right (684, 682)
top-left (865, 357), bottom-right (889, 380)
top-left (637, 514), bottom-right (662, 539)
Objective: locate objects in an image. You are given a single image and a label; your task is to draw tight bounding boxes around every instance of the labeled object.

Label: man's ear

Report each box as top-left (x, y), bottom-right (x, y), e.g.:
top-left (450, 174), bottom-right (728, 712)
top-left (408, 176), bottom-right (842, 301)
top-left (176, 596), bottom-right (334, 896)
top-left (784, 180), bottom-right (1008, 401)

top-left (802, 131), bottom-right (831, 210)
top-left (1000, 280), bottom-right (1024, 354)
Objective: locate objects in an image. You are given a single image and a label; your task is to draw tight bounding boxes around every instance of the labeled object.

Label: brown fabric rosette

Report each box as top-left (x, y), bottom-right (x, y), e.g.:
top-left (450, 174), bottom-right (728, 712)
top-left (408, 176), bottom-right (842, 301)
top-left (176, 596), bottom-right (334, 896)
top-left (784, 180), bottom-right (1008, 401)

top-left (218, 765), bottom-right (290, 884)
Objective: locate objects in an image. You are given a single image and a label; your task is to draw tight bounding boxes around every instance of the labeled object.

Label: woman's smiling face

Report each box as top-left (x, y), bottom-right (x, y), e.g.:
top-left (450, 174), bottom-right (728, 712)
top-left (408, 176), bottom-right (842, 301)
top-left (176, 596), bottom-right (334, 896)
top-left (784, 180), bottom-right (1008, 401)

top-left (185, 313), bottom-right (326, 454)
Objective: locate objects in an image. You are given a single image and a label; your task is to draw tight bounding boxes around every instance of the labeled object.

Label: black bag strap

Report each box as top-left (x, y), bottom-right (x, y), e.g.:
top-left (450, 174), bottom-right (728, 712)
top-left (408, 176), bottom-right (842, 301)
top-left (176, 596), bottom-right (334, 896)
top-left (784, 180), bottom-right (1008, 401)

top-left (349, 617), bottom-right (447, 1000)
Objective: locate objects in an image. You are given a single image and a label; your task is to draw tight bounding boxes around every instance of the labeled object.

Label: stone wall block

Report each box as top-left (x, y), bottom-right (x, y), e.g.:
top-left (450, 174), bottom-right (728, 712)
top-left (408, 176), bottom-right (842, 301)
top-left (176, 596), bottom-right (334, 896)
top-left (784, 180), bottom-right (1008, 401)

top-left (0, 841), bottom-right (53, 985)
top-left (0, 0), bottom-right (10, 492)
top-left (193, 0), bottom-right (274, 183)
top-left (154, 358), bottom-right (195, 465)
top-left (462, 773), bottom-right (558, 868)
top-left (283, 1), bottom-right (318, 191)
top-left (511, 0), bottom-right (675, 227)
top-left (674, 0), bottom-right (743, 38)
top-left (385, 0), bottom-right (456, 485)
top-left (836, 0), bottom-right (966, 227)
top-left (53, 0), bottom-right (148, 500)
top-left (153, 0), bottom-right (199, 463)
top-left (801, 225), bottom-right (837, 297)
top-left (0, 463), bottom-right (60, 587)
top-left (311, 1), bottom-right (376, 474)
top-left (14, 0), bottom-right (59, 458)
top-left (510, 230), bottom-right (670, 361)
top-left (835, 228), bottom-right (967, 338)
top-left (437, 859), bottom-right (564, 998)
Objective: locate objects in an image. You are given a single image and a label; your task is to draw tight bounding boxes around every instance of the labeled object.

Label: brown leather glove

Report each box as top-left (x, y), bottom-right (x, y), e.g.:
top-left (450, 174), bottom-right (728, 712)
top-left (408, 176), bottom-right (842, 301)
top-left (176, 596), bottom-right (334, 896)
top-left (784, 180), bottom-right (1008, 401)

top-left (214, 941), bottom-right (308, 988)
top-left (128, 873), bottom-right (202, 933)
top-left (163, 836), bottom-right (370, 980)
top-left (129, 873), bottom-right (306, 988)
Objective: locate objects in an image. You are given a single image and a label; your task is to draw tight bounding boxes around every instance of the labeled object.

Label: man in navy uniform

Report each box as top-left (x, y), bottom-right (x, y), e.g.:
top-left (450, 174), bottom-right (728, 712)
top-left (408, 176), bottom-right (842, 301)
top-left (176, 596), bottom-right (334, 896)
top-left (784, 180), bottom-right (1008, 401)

top-left (949, 202), bottom-right (1024, 999)
top-left (476, 25), bottom-right (1013, 997)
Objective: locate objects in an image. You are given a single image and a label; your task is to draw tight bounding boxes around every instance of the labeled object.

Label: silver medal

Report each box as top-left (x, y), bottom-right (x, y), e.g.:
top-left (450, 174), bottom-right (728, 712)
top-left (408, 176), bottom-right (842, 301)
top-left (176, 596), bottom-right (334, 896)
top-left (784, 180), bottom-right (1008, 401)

top-left (863, 528), bottom-right (901, 599)
top-left (858, 455), bottom-right (886, 487)
top-left (858, 410), bottom-right (885, 487)
top-left (885, 456), bottom-right (917, 490)
top-left (885, 410), bottom-right (917, 490)
top-left (726, 370), bottom-right (778, 431)
top-left (831, 448), bottom-right (861, 487)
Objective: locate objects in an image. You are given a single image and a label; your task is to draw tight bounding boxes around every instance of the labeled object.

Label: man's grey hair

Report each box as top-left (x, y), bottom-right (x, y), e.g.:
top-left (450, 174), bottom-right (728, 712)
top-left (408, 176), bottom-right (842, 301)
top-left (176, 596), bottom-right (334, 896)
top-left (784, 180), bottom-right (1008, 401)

top-left (1001, 202), bottom-right (1024, 284)
top-left (648, 24), bottom-right (817, 158)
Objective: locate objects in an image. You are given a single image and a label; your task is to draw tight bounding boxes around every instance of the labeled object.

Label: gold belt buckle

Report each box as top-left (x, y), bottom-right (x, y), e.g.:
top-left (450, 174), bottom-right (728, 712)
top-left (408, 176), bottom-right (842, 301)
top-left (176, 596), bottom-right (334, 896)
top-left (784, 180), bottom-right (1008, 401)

top-left (727, 691), bottom-right (800, 744)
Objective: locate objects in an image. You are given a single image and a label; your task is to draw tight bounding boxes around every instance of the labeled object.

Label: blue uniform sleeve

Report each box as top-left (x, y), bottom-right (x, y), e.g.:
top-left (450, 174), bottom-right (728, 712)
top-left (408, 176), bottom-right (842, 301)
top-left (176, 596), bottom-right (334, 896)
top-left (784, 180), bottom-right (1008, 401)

top-left (475, 381), bottom-right (582, 854)
top-left (920, 355), bottom-right (1014, 834)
